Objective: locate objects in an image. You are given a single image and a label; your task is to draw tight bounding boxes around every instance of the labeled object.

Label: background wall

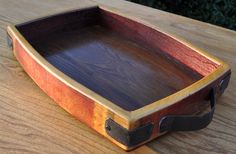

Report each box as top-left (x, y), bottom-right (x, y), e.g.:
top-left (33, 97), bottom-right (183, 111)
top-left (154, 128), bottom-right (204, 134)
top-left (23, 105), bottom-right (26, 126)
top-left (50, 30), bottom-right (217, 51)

top-left (128, 0), bottom-right (236, 30)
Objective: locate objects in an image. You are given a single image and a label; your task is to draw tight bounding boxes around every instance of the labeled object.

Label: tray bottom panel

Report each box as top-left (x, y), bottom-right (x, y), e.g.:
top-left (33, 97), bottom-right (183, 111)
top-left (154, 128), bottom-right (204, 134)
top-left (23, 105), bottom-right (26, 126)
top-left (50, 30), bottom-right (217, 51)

top-left (32, 25), bottom-right (202, 111)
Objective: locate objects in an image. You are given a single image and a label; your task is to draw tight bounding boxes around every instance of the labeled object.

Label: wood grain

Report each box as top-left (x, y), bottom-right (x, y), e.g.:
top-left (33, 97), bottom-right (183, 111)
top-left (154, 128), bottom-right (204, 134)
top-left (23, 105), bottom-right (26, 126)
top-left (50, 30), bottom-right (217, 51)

top-left (31, 25), bottom-right (201, 111)
top-left (0, 0), bottom-right (236, 153)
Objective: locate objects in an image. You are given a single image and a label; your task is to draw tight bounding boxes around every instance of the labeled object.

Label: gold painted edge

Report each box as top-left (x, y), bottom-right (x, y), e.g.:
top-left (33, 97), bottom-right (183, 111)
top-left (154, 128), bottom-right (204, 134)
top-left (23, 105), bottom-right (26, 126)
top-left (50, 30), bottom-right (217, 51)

top-left (7, 5), bottom-right (230, 124)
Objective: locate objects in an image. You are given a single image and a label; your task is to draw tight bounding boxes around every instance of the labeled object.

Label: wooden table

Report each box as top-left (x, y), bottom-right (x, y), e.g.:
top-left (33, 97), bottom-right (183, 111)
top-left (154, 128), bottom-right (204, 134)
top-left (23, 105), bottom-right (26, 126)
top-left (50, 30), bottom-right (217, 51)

top-left (0, 0), bottom-right (236, 153)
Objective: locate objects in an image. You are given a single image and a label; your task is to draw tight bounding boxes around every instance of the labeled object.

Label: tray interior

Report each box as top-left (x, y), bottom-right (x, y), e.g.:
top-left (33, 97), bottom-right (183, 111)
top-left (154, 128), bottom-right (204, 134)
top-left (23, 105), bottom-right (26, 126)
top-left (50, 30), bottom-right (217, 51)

top-left (16, 7), bottom-right (219, 111)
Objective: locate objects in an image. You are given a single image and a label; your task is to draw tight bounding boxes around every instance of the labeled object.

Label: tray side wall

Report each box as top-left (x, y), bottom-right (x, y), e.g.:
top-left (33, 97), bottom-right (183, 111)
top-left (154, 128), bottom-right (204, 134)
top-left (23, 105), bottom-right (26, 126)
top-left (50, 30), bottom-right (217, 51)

top-left (16, 6), bottom-right (100, 41)
top-left (100, 9), bottom-right (219, 76)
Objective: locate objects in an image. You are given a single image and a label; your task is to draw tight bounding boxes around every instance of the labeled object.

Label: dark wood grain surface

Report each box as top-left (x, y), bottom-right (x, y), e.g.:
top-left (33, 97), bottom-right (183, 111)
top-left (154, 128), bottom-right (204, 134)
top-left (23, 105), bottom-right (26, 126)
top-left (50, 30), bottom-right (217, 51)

top-left (32, 25), bottom-right (201, 111)
top-left (0, 0), bottom-right (236, 153)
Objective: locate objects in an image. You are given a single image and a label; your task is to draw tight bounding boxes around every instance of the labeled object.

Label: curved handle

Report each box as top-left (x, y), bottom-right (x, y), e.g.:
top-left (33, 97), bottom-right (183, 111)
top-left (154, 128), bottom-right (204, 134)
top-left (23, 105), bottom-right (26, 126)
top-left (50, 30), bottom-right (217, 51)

top-left (159, 88), bottom-right (216, 132)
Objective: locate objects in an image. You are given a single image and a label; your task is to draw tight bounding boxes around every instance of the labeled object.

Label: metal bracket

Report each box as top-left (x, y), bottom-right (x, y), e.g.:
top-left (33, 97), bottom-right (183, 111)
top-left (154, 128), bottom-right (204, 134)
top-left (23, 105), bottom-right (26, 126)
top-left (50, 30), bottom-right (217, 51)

top-left (159, 72), bottom-right (231, 133)
top-left (218, 72), bottom-right (231, 94)
top-left (159, 88), bottom-right (216, 132)
top-left (7, 33), bottom-right (13, 49)
top-left (105, 118), bottom-right (153, 147)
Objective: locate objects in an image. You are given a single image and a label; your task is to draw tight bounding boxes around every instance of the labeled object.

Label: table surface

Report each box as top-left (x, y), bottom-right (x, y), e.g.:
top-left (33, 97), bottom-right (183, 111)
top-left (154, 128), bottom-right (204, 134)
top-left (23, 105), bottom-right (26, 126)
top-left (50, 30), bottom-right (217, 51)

top-left (0, 0), bottom-right (236, 153)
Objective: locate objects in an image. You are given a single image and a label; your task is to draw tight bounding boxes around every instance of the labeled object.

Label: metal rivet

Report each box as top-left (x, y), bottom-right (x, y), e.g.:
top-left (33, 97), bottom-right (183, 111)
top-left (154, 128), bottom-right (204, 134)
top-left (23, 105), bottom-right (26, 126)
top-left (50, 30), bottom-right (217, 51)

top-left (219, 79), bottom-right (225, 92)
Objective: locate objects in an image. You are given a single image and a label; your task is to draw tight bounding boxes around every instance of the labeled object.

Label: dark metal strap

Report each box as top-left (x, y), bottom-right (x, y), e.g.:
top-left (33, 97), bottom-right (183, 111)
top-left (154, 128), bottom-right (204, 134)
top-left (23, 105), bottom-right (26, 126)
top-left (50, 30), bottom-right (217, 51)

top-left (105, 119), bottom-right (153, 147)
top-left (160, 89), bottom-right (216, 132)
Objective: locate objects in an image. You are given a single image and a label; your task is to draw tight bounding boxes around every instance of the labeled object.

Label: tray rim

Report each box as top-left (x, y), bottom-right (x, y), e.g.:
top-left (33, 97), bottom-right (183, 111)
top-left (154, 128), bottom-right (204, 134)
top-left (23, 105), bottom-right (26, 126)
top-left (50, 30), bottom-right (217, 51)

top-left (7, 5), bottom-right (230, 122)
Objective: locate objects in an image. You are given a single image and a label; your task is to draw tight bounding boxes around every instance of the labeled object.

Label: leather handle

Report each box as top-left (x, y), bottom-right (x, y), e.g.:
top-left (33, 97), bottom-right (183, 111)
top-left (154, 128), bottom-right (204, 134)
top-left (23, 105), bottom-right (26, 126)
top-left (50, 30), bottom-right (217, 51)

top-left (159, 88), bottom-right (216, 132)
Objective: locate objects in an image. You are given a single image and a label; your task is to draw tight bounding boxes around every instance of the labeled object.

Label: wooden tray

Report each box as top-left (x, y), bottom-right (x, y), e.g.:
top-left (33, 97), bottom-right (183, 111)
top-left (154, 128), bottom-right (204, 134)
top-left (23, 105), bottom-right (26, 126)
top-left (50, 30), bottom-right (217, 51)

top-left (7, 6), bottom-right (231, 150)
